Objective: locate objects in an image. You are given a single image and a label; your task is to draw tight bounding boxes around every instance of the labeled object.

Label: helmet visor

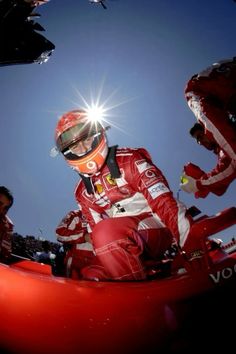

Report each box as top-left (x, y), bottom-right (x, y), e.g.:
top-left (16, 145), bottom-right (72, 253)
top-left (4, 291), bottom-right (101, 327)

top-left (62, 132), bottom-right (103, 161)
top-left (56, 121), bottom-right (103, 152)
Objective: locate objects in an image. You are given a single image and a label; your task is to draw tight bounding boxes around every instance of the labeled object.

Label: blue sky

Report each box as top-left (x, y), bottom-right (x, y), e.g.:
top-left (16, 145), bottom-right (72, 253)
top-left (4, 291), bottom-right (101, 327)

top-left (1, 0), bottom-right (236, 242)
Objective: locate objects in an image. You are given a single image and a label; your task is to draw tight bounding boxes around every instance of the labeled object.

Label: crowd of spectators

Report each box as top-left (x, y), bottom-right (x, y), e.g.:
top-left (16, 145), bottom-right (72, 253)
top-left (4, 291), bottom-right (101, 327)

top-left (12, 233), bottom-right (60, 261)
top-left (11, 233), bottom-right (67, 276)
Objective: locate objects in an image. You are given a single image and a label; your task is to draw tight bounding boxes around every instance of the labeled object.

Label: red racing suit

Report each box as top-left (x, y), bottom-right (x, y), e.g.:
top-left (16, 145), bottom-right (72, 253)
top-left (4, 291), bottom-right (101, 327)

top-left (56, 210), bottom-right (107, 280)
top-left (0, 214), bottom-right (13, 262)
top-left (75, 147), bottom-right (194, 280)
top-left (184, 148), bottom-right (236, 198)
top-left (185, 57), bottom-right (236, 162)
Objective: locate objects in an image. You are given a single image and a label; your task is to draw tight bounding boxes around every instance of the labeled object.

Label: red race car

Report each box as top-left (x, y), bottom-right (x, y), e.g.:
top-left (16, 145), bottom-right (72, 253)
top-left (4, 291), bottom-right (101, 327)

top-left (0, 206), bottom-right (236, 354)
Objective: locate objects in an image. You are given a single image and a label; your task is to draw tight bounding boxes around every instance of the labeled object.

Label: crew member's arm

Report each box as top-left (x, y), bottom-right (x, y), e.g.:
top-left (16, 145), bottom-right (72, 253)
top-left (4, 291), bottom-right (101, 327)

top-left (181, 153), bottom-right (236, 198)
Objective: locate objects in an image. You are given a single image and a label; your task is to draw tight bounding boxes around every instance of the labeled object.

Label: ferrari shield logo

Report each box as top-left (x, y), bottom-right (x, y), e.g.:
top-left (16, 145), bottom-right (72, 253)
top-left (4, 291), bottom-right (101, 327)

top-left (106, 174), bottom-right (116, 186)
top-left (102, 173), bottom-right (117, 190)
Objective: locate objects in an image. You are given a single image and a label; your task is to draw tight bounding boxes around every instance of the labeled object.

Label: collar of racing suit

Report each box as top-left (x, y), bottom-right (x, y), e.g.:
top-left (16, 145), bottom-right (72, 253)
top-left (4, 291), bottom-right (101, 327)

top-left (79, 145), bottom-right (121, 195)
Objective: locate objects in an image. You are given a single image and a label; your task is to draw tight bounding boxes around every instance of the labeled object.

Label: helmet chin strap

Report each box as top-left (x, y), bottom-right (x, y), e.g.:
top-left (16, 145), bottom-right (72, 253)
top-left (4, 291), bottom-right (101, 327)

top-left (106, 145), bottom-right (121, 179)
top-left (79, 173), bottom-right (94, 194)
